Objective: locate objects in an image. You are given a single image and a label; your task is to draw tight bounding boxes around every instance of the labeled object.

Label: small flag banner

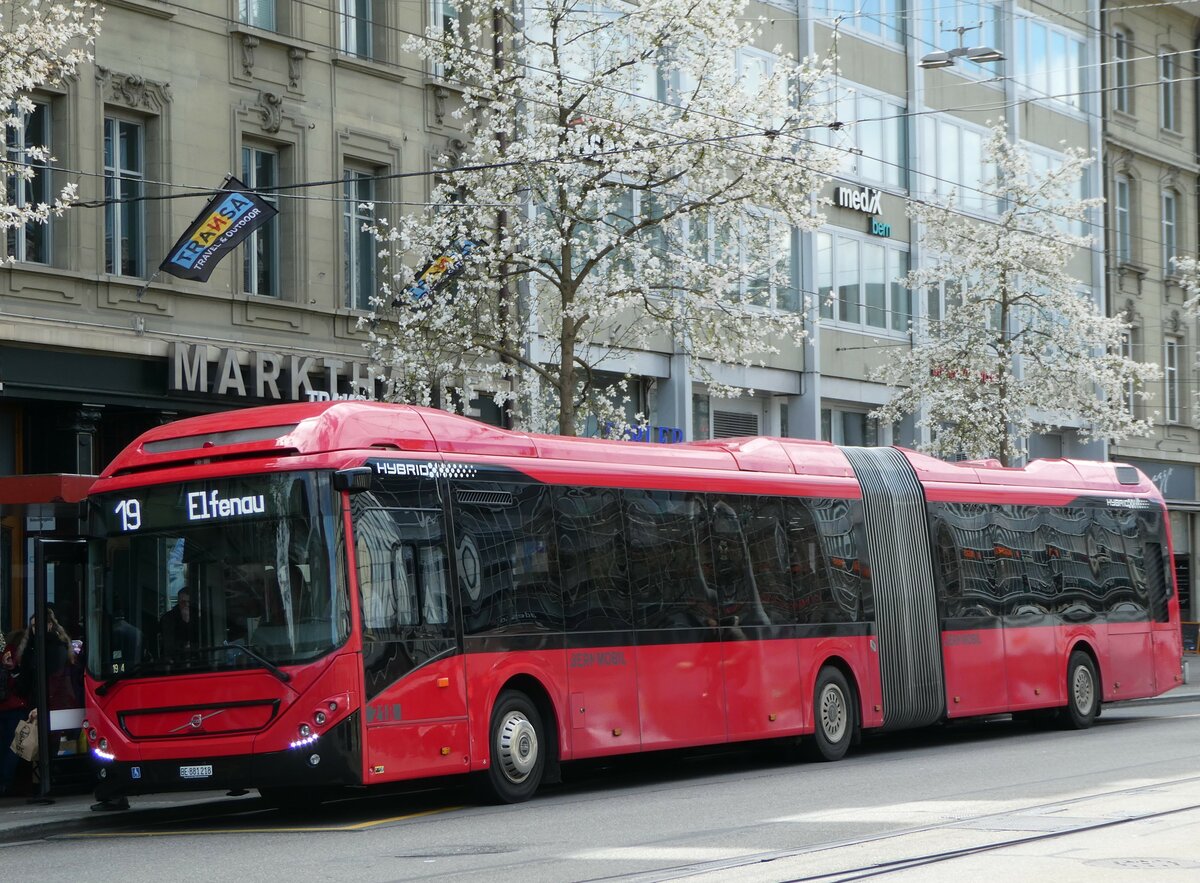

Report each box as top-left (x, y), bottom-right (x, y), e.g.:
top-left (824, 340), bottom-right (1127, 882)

top-left (401, 239), bottom-right (480, 304)
top-left (160, 176), bottom-right (278, 282)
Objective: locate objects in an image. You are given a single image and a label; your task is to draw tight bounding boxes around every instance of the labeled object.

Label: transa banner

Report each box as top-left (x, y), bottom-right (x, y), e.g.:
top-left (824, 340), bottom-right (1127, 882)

top-left (400, 238), bottom-right (480, 304)
top-left (159, 176), bottom-right (278, 282)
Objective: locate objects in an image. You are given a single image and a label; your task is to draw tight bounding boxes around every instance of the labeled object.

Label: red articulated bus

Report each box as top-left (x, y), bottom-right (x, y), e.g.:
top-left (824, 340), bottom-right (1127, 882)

top-left (84, 401), bottom-right (1184, 804)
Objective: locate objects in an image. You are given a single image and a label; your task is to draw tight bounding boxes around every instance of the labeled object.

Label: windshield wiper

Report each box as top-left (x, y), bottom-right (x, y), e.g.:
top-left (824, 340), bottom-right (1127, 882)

top-left (187, 644), bottom-right (292, 684)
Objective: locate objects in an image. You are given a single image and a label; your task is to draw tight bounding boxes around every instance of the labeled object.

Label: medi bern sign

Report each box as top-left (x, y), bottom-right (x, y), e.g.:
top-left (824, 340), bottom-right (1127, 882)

top-left (835, 184), bottom-right (891, 237)
top-left (835, 184), bottom-right (883, 215)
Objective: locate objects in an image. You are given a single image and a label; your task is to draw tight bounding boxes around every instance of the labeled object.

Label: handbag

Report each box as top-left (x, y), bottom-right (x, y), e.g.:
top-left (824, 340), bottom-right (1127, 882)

top-left (10, 717), bottom-right (38, 763)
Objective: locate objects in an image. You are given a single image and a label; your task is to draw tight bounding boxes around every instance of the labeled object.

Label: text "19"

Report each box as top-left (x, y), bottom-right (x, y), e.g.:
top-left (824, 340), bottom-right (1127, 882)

top-left (115, 499), bottom-right (142, 532)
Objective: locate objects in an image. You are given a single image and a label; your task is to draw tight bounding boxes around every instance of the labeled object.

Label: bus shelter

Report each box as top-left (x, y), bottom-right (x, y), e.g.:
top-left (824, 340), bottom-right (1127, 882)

top-left (0, 474), bottom-right (95, 799)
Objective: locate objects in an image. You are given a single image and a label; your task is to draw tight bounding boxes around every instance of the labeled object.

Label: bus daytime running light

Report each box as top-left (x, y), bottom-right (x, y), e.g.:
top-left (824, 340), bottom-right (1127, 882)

top-left (290, 733), bottom-right (319, 750)
top-left (93, 747), bottom-right (116, 762)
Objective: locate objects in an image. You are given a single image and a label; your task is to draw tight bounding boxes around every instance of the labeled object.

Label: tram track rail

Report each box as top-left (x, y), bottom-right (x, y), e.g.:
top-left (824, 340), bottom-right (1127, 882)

top-left (580, 773), bottom-right (1200, 883)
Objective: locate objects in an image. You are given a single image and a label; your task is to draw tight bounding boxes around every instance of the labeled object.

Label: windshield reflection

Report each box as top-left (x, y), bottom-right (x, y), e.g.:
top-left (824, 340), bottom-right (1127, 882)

top-left (87, 472), bottom-right (348, 680)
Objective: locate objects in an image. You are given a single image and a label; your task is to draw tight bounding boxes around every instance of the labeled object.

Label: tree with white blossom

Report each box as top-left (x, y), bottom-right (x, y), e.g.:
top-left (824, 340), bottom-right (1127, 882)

top-left (871, 124), bottom-right (1158, 466)
top-left (1, 1), bottom-right (103, 258)
top-left (363, 0), bottom-right (840, 435)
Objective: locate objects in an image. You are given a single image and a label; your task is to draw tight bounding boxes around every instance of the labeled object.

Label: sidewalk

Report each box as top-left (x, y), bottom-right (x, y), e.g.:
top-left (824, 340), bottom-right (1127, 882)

top-left (0, 788), bottom-right (261, 844)
top-left (1, 681), bottom-right (1198, 845)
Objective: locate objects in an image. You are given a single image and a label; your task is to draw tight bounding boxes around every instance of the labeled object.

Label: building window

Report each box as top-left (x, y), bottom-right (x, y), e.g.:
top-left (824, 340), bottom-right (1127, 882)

top-left (344, 168), bottom-right (376, 309)
top-left (1164, 337), bottom-right (1180, 424)
top-left (1114, 174), bottom-right (1131, 263)
top-left (5, 101), bottom-right (51, 264)
top-left (821, 407), bottom-right (879, 445)
top-left (815, 0), bottom-right (902, 43)
top-left (1160, 49), bottom-right (1180, 132)
top-left (1026, 145), bottom-right (1087, 237)
top-left (104, 117), bottom-right (144, 277)
top-left (1014, 15), bottom-right (1086, 111)
top-left (921, 115), bottom-right (995, 214)
top-left (822, 84), bottom-right (905, 188)
top-left (242, 145), bottom-right (279, 296)
top-left (239, 0), bottom-right (275, 30)
top-left (817, 230), bottom-right (910, 332)
top-left (340, 0), bottom-right (373, 58)
top-left (1122, 330), bottom-right (1137, 415)
top-left (1113, 28), bottom-right (1132, 114)
top-left (688, 208), bottom-right (799, 312)
top-left (1162, 189), bottom-right (1178, 277)
top-left (433, 1), bottom-right (459, 79)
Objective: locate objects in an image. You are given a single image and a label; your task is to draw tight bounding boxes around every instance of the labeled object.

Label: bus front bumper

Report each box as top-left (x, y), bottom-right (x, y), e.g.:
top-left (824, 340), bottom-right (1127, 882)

top-left (93, 712), bottom-right (361, 800)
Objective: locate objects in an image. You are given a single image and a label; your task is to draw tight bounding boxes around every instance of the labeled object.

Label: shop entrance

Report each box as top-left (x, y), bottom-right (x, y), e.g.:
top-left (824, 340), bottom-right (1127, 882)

top-left (0, 475), bottom-right (94, 798)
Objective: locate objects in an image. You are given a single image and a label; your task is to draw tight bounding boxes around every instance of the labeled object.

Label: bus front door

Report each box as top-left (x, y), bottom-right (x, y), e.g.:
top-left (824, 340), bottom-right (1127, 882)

top-left (353, 482), bottom-right (468, 782)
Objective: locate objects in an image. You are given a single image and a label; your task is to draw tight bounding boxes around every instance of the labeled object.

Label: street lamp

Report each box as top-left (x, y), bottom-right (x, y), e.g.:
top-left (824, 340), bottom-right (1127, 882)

top-left (919, 22), bottom-right (1004, 70)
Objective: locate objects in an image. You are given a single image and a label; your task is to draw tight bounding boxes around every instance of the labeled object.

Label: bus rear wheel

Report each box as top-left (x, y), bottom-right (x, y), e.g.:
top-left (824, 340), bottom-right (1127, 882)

top-left (1060, 650), bottom-right (1099, 729)
top-left (805, 667), bottom-right (854, 762)
top-left (483, 690), bottom-right (545, 804)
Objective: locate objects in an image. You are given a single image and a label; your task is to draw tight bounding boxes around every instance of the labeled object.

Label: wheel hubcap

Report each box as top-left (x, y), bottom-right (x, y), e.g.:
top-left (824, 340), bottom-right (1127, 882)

top-left (819, 684), bottom-right (847, 743)
top-left (1072, 665), bottom-right (1094, 715)
top-left (497, 711), bottom-right (538, 784)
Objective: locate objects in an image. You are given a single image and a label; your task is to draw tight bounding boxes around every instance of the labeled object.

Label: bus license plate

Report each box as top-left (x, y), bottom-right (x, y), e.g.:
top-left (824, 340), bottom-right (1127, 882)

top-left (179, 765), bottom-right (213, 779)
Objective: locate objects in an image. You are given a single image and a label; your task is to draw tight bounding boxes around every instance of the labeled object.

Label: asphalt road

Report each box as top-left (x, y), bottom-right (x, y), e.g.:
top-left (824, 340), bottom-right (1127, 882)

top-left (5, 699), bottom-right (1199, 882)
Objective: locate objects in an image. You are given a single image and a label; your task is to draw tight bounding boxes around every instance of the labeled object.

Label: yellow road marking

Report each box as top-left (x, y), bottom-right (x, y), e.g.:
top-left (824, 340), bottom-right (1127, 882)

top-left (61, 806), bottom-right (460, 838)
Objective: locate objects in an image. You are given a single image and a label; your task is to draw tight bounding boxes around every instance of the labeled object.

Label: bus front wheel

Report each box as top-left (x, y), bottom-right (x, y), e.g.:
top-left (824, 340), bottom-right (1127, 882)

top-left (805, 667), bottom-right (854, 762)
top-left (1061, 650), bottom-right (1100, 729)
top-left (483, 690), bottom-right (545, 804)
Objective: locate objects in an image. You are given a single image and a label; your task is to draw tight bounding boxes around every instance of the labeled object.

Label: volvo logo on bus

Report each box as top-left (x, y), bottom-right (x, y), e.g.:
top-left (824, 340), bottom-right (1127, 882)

top-left (186, 490), bottom-right (266, 521)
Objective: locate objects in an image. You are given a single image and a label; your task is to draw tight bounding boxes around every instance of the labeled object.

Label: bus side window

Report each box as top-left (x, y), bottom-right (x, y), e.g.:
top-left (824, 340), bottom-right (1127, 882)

top-left (625, 490), bottom-right (714, 629)
top-left (734, 496), bottom-right (795, 627)
top-left (784, 498), bottom-right (833, 624)
top-left (931, 502), bottom-right (998, 619)
top-left (1117, 510), bottom-right (1151, 616)
top-left (810, 498), bottom-right (864, 623)
top-left (354, 507), bottom-right (403, 635)
top-left (1144, 540), bottom-right (1172, 623)
top-left (455, 481), bottom-right (562, 635)
top-left (554, 486), bottom-right (632, 633)
top-left (351, 493), bottom-right (450, 638)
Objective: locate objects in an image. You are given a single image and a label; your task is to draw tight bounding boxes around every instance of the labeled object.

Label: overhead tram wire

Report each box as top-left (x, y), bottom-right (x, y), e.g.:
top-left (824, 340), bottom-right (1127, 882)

top-left (31, 1), bottom-right (1186, 260)
top-left (159, 0), bottom-right (1197, 154)
top-left (138, 0), bottom-right (1187, 253)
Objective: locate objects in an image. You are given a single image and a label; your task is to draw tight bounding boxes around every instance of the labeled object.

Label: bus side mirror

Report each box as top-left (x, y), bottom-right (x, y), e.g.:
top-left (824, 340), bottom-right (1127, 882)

top-left (333, 467), bottom-right (374, 493)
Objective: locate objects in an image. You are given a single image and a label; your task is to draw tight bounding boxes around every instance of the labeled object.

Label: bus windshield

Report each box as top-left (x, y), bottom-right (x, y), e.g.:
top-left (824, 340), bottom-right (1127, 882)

top-left (86, 471), bottom-right (348, 681)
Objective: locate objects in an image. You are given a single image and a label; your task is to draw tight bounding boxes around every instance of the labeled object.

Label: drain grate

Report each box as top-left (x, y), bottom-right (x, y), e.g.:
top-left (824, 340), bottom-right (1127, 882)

top-left (1085, 858), bottom-right (1200, 870)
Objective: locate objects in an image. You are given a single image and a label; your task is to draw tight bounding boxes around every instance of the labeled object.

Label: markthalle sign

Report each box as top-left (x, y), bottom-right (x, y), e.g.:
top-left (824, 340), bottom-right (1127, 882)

top-left (168, 342), bottom-right (380, 403)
